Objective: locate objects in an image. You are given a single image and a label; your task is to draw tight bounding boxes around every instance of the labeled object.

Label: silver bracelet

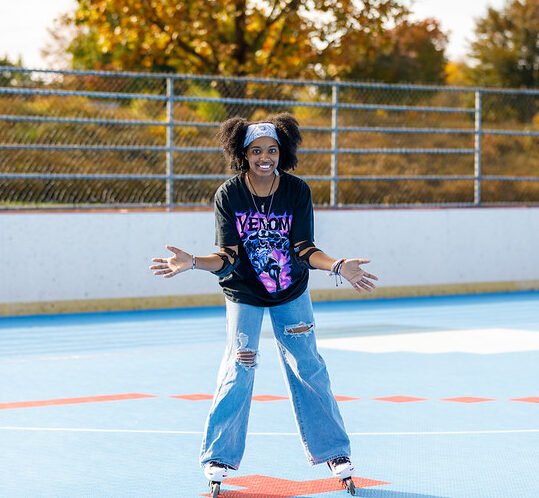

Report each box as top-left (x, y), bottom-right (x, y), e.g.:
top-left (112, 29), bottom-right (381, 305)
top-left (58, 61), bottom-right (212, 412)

top-left (192, 255), bottom-right (197, 270)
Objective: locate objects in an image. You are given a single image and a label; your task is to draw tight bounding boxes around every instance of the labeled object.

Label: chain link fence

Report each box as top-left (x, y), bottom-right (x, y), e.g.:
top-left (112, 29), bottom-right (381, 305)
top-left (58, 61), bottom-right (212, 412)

top-left (1, 67), bottom-right (538, 209)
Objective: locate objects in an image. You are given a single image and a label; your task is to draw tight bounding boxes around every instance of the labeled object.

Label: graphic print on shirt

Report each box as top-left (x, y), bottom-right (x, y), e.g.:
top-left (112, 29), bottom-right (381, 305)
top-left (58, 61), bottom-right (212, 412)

top-left (236, 211), bottom-right (293, 293)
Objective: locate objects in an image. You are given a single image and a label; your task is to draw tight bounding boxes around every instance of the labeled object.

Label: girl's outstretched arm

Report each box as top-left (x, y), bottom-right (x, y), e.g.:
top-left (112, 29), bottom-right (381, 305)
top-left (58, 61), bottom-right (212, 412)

top-left (150, 245), bottom-right (238, 278)
top-left (295, 242), bottom-right (378, 294)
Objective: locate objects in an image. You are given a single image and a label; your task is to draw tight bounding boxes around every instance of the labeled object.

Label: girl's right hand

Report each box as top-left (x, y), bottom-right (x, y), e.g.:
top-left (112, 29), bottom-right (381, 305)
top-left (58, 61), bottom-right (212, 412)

top-left (149, 245), bottom-right (192, 278)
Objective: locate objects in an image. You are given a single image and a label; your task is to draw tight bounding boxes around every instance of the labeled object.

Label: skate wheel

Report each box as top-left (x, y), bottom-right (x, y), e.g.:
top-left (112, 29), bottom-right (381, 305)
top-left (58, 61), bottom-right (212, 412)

top-left (210, 481), bottom-right (220, 498)
top-left (343, 477), bottom-right (356, 495)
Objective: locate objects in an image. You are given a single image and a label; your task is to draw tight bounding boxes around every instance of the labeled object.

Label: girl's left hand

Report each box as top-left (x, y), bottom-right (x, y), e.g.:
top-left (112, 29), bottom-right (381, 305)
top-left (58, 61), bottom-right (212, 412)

top-left (340, 259), bottom-right (378, 293)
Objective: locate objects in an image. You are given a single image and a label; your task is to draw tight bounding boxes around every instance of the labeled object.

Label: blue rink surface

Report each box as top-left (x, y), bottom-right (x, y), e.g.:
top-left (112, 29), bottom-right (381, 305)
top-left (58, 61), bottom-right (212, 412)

top-left (0, 291), bottom-right (538, 497)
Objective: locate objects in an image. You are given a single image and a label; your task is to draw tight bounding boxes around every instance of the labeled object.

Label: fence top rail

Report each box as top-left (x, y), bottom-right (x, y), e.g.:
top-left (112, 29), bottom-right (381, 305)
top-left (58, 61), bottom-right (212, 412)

top-left (1, 66), bottom-right (538, 96)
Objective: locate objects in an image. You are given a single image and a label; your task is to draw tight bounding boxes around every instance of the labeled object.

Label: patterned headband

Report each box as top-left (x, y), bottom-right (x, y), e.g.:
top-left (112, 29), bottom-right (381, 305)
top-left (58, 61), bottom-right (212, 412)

top-left (243, 122), bottom-right (280, 148)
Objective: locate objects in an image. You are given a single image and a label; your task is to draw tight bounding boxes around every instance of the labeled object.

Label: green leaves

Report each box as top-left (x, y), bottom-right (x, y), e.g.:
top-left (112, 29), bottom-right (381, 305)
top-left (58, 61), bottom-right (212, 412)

top-left (469, 0), bottom-right (539, 90)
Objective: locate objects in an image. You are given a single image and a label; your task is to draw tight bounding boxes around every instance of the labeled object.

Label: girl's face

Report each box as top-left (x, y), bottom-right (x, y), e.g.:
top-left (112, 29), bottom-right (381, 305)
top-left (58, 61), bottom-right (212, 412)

top-left (245, 136), bottom-right (280, 179)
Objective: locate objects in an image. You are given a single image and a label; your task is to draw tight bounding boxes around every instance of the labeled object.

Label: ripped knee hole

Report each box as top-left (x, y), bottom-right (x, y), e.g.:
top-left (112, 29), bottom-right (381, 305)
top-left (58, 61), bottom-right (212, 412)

top-left (285, 323), bottom-right (314, 335)
top-left (237, 349), bottom-right (257, 367)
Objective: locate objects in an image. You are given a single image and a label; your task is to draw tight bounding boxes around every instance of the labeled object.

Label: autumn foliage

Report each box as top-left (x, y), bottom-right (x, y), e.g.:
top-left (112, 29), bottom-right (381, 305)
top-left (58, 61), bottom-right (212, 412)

top-left (51, 0), bottom-right (446, 84)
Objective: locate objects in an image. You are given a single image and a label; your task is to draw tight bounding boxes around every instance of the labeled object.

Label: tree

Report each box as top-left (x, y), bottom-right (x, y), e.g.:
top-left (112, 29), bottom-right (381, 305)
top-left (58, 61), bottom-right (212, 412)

top-left (66, 0), bottom-right (300, 76)
top-left (0, 55), bottom-right (34, 87)
top-left (49, 1), bottom-right (449, 81)
top-left (333, 18), bottom-right (448, 84)
top-left (0, 56), bottom-right (19, 87)
top-left (44, 1), bottom-right (450, 117)
top-left (469, 0), bottom-right (539, 89)
top-left (445, 61), bottom-right (472, 87)
top-left (468, 0), bottom-right (538, 122)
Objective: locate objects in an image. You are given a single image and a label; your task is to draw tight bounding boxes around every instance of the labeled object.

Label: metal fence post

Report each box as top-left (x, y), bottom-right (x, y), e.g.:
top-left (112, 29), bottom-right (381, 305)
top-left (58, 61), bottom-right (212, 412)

top-left (474, 90), bottom-right (482, 206)
top-left (166, 76), bottom-right (174, 208)
top-left (331, 84), bottom-right (339, 207)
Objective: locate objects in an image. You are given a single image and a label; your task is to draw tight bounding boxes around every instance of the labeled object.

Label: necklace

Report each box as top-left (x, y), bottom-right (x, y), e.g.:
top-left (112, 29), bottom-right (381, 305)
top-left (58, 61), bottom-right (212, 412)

top-left (246, 172), bottom-right (277, 215)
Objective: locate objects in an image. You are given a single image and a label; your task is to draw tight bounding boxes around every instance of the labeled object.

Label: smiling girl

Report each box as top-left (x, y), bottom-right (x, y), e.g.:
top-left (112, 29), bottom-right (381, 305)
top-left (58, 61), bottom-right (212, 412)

top-left (150, 113), bottom-right (377, 496)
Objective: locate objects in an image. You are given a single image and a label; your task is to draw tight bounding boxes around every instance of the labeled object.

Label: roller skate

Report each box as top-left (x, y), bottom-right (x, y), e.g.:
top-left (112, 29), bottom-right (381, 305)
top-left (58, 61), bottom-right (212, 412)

top-left (204, 461), bottom-right (230, 497)
top-left (327, 456), bottom-right (356, 495)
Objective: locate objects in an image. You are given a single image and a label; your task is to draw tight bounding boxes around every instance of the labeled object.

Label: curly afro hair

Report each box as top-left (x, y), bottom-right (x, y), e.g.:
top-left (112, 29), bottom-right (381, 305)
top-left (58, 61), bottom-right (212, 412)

top-left (217, 112), bottom-right (302, 173)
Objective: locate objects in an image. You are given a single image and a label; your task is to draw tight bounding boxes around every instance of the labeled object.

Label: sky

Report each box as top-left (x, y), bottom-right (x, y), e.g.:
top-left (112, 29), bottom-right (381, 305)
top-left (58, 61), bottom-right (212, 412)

top-left (0, 0), bottom-right (508, 70)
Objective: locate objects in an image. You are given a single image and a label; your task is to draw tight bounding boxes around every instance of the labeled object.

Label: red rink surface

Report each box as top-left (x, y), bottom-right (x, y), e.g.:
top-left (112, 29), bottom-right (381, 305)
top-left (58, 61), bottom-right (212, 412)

top-left (200, 475), bottom-right (390, 497)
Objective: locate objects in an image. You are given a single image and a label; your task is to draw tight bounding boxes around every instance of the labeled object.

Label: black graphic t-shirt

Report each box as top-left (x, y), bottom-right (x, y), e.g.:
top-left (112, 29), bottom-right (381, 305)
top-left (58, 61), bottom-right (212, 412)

top-left (214, 171), bottom-right (314, 307)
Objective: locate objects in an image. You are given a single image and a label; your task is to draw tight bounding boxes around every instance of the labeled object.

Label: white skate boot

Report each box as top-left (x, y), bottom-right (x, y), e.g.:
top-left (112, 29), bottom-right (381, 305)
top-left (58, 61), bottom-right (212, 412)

top-left (327, 456), bottom-right (356, 495)
top-left (204, 461), bottom-right (230, 497)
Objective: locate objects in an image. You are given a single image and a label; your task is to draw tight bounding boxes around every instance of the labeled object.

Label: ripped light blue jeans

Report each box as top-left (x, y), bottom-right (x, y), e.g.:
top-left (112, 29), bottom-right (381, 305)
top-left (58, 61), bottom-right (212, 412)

top-left (200, 289), bottom-right (351, 469)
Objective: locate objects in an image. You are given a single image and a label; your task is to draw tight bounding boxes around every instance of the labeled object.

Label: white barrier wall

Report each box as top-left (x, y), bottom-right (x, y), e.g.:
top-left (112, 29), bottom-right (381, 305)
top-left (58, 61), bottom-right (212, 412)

top-left (0, 207), bottom-right (538, 315)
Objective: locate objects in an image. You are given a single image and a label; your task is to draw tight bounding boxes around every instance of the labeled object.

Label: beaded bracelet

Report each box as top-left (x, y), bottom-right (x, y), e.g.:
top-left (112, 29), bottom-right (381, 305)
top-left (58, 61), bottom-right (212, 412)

top-left (192, 255), bottom-right (197, 270)
top-left (329, 258), bottom-right (345, 286)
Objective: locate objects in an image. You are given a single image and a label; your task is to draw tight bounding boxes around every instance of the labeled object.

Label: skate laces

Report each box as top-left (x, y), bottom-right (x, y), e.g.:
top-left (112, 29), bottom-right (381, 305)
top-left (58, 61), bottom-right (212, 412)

top-left (209, 461), bottom-right (231, 470)
top-left (329, 456), bottom-right (351, 467)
